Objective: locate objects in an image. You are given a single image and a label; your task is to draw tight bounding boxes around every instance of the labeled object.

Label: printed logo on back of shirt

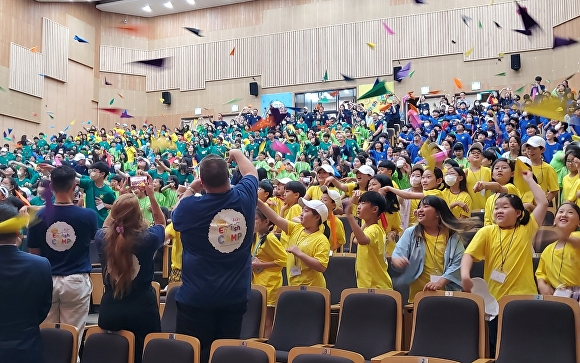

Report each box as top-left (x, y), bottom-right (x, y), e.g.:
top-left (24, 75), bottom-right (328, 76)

top-left (45, 221), bottom-right (77, 252)
top-left (208, 209), bottom-right (247, 253)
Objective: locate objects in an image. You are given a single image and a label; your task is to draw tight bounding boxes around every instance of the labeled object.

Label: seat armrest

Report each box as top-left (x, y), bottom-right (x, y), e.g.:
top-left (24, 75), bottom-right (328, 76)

top-left (311, 344), bottom-right (334, 348)
top-left (246, 338), bottom-right (268, 343)
top-left (330, 304), bottom-right (341, 311)
top-left (472, 359), bottom-right (495, 363)
top-left (371, 351), bottom-right (407, 362)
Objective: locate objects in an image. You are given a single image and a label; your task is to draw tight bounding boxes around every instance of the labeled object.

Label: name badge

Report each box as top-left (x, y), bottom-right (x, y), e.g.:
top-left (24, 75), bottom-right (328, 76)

top-left (490, 269), bottom-right (506, 284)
top-left (554, 288), bottom-right (573, 298)
top-left (290, 266), bottom-right (302, 277)
top-left (430, 275), bottom-right (442, 283)
top-left (480, 189), bottom-right (486, 196)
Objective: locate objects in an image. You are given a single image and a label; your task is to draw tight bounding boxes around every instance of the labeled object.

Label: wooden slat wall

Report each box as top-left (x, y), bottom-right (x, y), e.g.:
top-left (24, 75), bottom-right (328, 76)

top-left (9, 43), bottom-right (44, 98)
top-left (99, 0), bottom-right (579, 92)
top-left (42, 18), bottom-right (69, 82)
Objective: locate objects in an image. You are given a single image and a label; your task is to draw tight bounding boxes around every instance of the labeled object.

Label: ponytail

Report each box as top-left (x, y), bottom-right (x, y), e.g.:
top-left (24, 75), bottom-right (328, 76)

top-left (104, 226), bottom-right (137, 298)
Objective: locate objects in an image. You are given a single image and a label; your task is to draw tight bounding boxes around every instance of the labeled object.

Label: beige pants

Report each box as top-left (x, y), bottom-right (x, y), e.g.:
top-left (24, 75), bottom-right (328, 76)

top-left (43, 274), bottom-right (92, 352)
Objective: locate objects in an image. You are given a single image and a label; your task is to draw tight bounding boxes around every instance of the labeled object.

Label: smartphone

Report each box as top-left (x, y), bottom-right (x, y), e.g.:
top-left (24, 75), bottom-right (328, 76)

top-left (130, 176), bottom-right (147, 189)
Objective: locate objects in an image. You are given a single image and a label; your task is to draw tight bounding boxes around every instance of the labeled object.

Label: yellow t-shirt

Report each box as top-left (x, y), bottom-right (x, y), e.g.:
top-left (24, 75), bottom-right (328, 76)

top-left (280, 203), bottom-right (303, 248)
top-left (535, 241), bottom-right (580, 289)
top-left (424, 188), bottom-right (445, 200)
top-left (165, 223), bottom-right (182, 270)
top-left (267, 197), bottom-right (283, 215)
top-left (126, 146), bottom-right (137, 163)
top-left (251, 233), bottom-right (288, 306)
top-left (483, 183), bottom-right (520, 226)
top-left (567, 178), bottom-right (580, 207)
top-left (286, 221), bottom-right (330, 288)
top-left (355, 223), bottom-right (392, 289)
top-left (443, 189), bottom-right (472, 219)
top-left (409, 230), bottom-right (447, 302)
top-left (562, 173), bottom-right (579, 204)
top-left (385, 212), bottom-right (402, 254)
top-left (465, 166), bottom-right (492, 210)
top-left (325, 213), bottom-right (346, 250)
top-left (408, 198), bottom-right (420, 227)
top-left (346, 182), bottom-right (364, 215)
top-left (531, 162), bottom-right (559, 194)
top-left (306, 185), bottom-right (339, 201)
top-left (465, 217), bottom-right (539, 300)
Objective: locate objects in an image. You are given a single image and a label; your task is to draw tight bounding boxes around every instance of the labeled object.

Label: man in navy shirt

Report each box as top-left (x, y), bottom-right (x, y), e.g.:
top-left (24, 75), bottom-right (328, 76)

top-left (173, 149), bottom-right (258, 363)
top-left (28, 165), bottom-right (98, 354)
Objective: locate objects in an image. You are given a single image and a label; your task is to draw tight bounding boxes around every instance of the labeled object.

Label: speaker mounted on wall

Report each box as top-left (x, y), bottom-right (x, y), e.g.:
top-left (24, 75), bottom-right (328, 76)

top-left (393, 66), bottom-right (403, 82)
top-left (249, 82), bottom-right (259, 97)
top-left (510, 54), bottom-right (521, 71)
top-left (162, 91), bottom-right (171, 105)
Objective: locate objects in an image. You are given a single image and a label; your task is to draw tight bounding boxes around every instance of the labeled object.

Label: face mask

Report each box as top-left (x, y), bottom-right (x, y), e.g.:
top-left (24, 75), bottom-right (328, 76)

top-left (396, 159), bottom-right (405, 168)
top-left (424, 122), bottom-right (431, 128)
top-left (422, 110), bottom-right (429, 115)
top-left (366, 160), bottom-right (373, 166)
top-left (410, 177), bottom-right (421, 187)
top-left (445, 175), bottom-right (458, 186)
top-left (114, 163), bottom-right (121, 170)
top-left (302, 177), bottom-right (311, 184)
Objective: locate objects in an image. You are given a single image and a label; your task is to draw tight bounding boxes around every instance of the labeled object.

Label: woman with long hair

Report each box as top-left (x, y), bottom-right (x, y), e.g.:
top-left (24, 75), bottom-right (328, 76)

top-left (96, 174), bottom-right (166, 363)
top-left (392, 195), bottom-right (480, 303)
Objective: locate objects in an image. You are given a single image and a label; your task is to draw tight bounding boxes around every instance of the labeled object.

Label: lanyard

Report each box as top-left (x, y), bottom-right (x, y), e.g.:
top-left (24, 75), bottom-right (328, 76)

top-left (425, 227), bottom-right (442, 273)
top-left (497, 225), bottom-right (517, 271)
top-left (252, 234), bottom-right (267, 257)
top-left (551, 242), bottom-right (567, 285)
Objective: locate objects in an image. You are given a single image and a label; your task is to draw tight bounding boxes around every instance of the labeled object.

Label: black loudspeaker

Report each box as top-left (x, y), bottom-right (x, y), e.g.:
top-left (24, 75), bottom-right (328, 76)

top-left (249, 82), bottom-right (259, 96)
top-left (511, 54), bottom-right (521, 71)
top-left (393, 66), bottom-right (402, 82)
top-left (162, 91), bottom-right (171, 105)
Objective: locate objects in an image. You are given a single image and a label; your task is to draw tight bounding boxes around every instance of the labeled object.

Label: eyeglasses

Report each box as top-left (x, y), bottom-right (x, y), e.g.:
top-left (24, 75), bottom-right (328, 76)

top-left (566, 160), bottom-right (575, 164)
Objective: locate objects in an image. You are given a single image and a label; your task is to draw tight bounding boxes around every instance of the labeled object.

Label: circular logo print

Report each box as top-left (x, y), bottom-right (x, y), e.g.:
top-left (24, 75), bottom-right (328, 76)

top-left (208, 209), bottom-right (247, 253)
top-left (45, 221), bottom-right (77, 252)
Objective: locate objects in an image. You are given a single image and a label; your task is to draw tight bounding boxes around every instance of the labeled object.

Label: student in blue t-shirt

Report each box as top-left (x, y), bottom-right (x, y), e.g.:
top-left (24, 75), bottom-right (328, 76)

top-left (406, 133), bottom-right (423, 162)
top-left (28, 165), bottom-right (98, 354)
top-left (454, 124), bottom-right (472, 157)
top-left (543, 128), bottom-right (562, 164)
top-left (172, 150), bottom-right (258, 363)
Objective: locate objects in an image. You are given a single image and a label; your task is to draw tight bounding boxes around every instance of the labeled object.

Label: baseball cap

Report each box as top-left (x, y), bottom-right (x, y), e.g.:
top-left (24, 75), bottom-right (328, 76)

top-left (267, 158), bottom-right (275, 164)
top-left (298, 198), bottom-right (328, 223)
top-left (524, 136), bottom-right (546, 149)
top-left (320, 186), bottom-right (341, 209)
top-left (274, 177), bottom-right (293, 185)
top-left (468, 142), bottom-right (483, 154)
top-left (137, 156), bottom-right (151, 167)
top-left (0, 186), bottom-right (8, 199)
top-left (316, 164), bottom-right (334, 174)
top-left (353, 165), bottom-right (375, 176)
top-left (73, 153), bottom-right (86, 161)
top-left (285, 160), bottom-right (295, 168)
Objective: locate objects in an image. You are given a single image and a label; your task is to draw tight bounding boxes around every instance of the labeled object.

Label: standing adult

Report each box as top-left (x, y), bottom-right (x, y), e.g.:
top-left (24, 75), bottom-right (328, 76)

top-left (0, 205), bottom-right (52, 363)
top-left (28, 165), bottom-right (98, 353)
top-left (172, 150), bottom-right (258, 363)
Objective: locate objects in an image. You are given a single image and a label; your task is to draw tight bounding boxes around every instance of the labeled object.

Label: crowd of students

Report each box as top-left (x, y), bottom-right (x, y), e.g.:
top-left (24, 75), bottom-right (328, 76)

top-left (1, 74), bottom-right (580, 362)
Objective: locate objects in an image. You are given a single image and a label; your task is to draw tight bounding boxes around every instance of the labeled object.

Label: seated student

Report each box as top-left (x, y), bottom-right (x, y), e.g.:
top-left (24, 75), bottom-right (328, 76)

top-left (524, 136), bottom-right (559, 204)
top-left (465, 142), bottom-right (492, 211)
top-left (252, 209), bottom-right (287, 338)
top-left (257, 198), bottom-right (330, 288)
top-left (461, 170), bottom-right (548, 356)
top-left (442, 167), bottom-right (472, 219)
top-left (344, 191), bottom-right (393, 289)
top-left (279, 181), bottom-right (306, 247)
top-left (319, 186), bottom-right (346, 251)
top-left (367, 174), bottom-right (402, 252)
top-left (535, 203), bottom-right (580, 297)
top-left (452, 143), bottom-right (469, 169)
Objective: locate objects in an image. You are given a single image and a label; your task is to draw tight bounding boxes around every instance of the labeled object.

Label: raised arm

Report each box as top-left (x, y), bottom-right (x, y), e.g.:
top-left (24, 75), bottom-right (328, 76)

top-left (343, 199), bottom-right (370, 245)
top-left (228, 149), bottom-right (258, 179)
top-left (523, 170), bottom-right (548, 224)
top-left (257, 199), bottom-right (289, 234)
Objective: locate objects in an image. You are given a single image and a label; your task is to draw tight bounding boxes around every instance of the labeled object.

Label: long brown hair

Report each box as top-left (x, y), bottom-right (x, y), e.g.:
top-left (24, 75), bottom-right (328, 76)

top-left (104, 194), bottom-right (148, 298)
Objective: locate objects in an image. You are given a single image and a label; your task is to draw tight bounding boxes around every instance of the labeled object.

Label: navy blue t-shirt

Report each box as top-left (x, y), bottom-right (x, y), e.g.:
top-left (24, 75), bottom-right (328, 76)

top-left (95, 225), bottom-right (165, 298)
top-left (172, 175), bottom-right (258, 308)
top-left (28, 205), bottom-right (98, 276)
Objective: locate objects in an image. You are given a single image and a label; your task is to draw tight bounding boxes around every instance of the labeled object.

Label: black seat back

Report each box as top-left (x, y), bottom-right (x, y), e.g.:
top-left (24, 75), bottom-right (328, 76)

top-left (211, 345), bottom-right (270, 363)
top-left (323, 256), bottom-right (357, 305)
top-left (81, 332), bottom-right (129, 363)
top-left (240, 287), bottom-right (264, 339)
top-left (142, 338), bottom-right (195, 363)
top-left (41, 327), bottom-right (74, 363)
top-left (161, 285), bottom-right (180, 333)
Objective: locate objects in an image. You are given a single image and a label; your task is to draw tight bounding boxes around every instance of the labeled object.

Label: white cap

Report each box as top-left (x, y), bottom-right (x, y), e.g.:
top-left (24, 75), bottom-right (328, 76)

top-left (316, 164), bottom-right (334, 174)
top-left (353, 165), bottom-right (375, 176)
top-left (137, 156), bottom-right (151, 167)
top-left (73, 153), bottom-right (86, 161)
top-left (517, 156), bottom-right (532, 166)
top-left (0, 186), bottom-right (8, 198)
top-left (20, 187), bottom-right (31, 198)
top-left (524, 136), bottom-right (546, 149)
top-left (267, 158), bottom-right (275, 164)
top-left (0, 148), bottom-right (7, 152)
top-left (274, 177), bottom-right (293, 185)
top-left (320, 186), bottom-right (341, 209)
top-left (285, 160), bottom-right (295, 168)
top-left (122, 123), bottom-right (128, 127)
top-left (298, 198), bottom-right (328, 223)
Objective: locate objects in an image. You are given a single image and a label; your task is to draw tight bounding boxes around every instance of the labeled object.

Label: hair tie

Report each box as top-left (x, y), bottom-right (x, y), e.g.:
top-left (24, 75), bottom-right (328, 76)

top-left (115, 225), bottom-right (124, 234)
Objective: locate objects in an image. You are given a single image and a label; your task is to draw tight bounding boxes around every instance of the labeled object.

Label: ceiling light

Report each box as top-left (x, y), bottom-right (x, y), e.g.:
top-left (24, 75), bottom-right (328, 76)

top-left (164, 1), bottom-right (173, 8)
top-left (186, 0), bottom-right (196, 4)
top-left (142, 5), bottom-right (152, 12)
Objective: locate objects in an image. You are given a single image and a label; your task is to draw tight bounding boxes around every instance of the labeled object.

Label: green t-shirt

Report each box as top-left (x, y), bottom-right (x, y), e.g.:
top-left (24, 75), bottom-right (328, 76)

top-left (170, 170), bottom-right (194, 186)
top-left (162, 189), bottom-right (178, 210)
top-left (79, 176), bottom-right (116, 227)
top-left (138, 196), bottom-right (153, 224)
top-left (148, 169), bottom-right (170, 183)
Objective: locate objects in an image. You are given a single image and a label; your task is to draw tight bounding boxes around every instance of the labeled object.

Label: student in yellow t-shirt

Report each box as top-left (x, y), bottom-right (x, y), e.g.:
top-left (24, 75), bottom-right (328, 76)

top-left (525, 136), bottom-right (559, 204)
top-left (400, 166), bottom-right (425, 229)
top-left (465, 142), bottom-right (492, 210)
top-left (279, 181), bottom-right (305, 247)
top-left (252, 209), bottom-right (287, 338)
top-left (442, 167), bottom-right (472, 219)
top-left (392, 196), bottom-right (480, 302)
top-left (257, 180), bottom-right (278, 214)
top-left (385, 167), bottom-right (445, 202)
top-left (257, 198), bottom-right (330, 288)
top-left (319, 186), bottom-right (346, 251)
top-left (474, 158), bottom-right (520, 225)
top-left (461, 169), bottom-right (548, 299)
top-left (345, 191), bottom-right (393, 289)
top-left (367, 174), bottom-right (402, 253)
top-left (165, 222), bottom-right (182, 283)
top-left (304, 165), bottom-right (336, 201)
top-left (536, 203), bottom-right (580, 295)
top-left (327, 165), bottom-right (375, 215)
top-left (561, 152), bottom-right (579, 204)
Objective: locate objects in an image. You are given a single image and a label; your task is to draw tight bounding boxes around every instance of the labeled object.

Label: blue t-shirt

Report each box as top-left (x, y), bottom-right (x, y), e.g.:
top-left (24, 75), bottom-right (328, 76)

top-left (455, 133), bottom-right (472, 156)
top-left (172, 175), bottom-right (258, 308)
top-left (543, 141), bottom-right (562, 164)
top-left (95, 224), bottom-right (165, 298)
top-left (406, 143), bottom-right (421, 161)
top-left (28, 205), bottom-right (98, 276)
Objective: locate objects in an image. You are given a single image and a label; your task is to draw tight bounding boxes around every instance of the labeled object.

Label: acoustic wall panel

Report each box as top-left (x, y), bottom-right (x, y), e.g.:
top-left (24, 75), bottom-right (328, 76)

top-left (42, 18), bottom-right (69, 82)
top-left (9, 43), bottom-right (44, 98)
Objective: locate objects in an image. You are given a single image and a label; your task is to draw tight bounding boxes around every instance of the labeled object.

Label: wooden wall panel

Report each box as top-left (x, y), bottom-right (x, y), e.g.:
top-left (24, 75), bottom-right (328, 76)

top-left (100, 45), bottom-right (148, 76)
top-left (42, 17), bottom-right (69, 82)
top-left (67, 14), bottom-right (96, 68)
top-left (9, 43), bottom-right (44, 98)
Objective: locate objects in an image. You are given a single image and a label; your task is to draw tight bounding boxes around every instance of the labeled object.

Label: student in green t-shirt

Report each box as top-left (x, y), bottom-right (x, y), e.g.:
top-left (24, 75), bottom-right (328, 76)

top-left (78, 161), bottom-right (117, 227)
top-left (148, 158), bottom-right (170, 183)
